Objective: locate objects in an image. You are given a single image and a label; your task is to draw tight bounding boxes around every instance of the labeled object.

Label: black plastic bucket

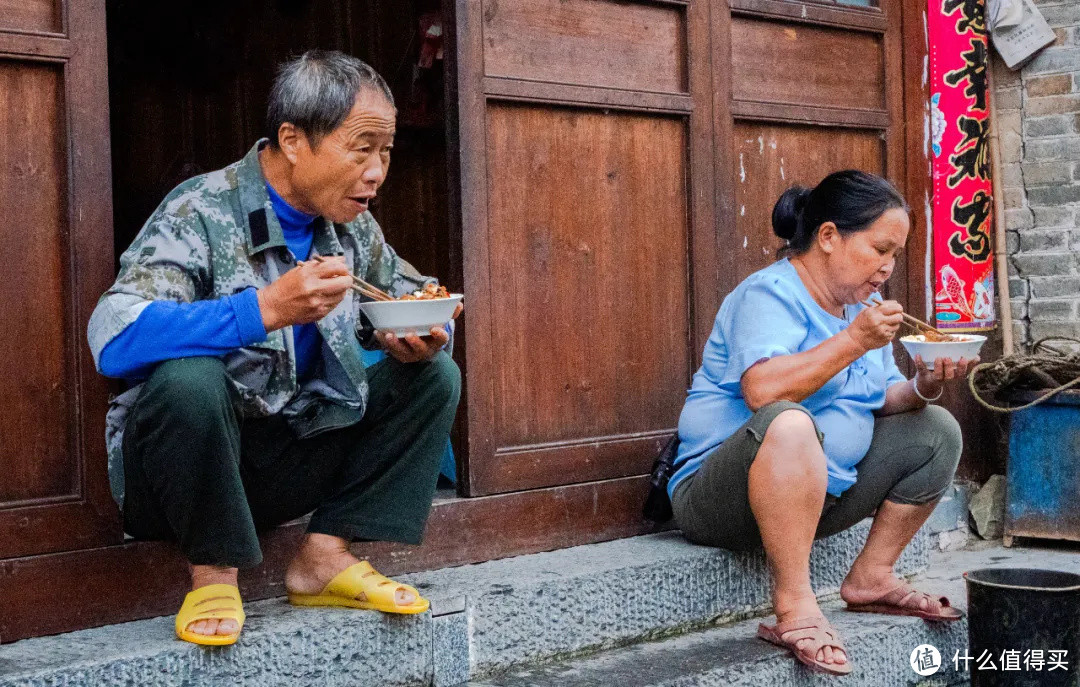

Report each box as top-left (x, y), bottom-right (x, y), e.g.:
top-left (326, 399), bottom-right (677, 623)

top-left (965, 568), bottom-right (1080, 686)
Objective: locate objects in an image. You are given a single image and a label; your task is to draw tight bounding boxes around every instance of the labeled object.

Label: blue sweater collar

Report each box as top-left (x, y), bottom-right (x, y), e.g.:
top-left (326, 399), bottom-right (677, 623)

top-left (265, 181), bottom-right (316, 230)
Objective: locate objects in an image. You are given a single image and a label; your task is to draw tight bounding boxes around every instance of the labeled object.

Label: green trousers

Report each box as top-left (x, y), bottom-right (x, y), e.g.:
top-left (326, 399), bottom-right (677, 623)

top-left (121, 352), bottom-right (461, 568)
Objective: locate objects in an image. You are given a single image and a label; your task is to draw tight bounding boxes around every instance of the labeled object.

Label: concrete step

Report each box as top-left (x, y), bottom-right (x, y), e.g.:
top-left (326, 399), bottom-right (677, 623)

top-left (468, 599), bottom-right (970, 687)
top-left (420, 520), bottom-right (927, 678)
top-left (468, 542), bottom-right (1080, 687)
top-left (0, 519), bottom-right (929, 687)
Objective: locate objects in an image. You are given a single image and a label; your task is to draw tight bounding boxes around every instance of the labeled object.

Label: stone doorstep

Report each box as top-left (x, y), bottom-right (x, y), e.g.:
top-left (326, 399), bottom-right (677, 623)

top-left (416, 521), bottom-right (928, 678)
top-left (470, 542), bottom-right (1080, 687)
top-left (0, 520), bottom-right (928, 687)
top-left (470, 600), bottom-right (969, 687)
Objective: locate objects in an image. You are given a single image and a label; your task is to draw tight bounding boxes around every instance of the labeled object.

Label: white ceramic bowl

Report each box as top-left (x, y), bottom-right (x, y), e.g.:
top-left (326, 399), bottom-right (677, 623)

top-left (359, 294), bottom-right (463, 338)
top-left (899, 334), bottom-right (986, 369)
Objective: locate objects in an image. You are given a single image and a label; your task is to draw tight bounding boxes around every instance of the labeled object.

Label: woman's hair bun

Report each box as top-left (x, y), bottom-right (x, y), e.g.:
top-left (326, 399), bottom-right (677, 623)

top-left (771, 186), bottom-right (811, 241)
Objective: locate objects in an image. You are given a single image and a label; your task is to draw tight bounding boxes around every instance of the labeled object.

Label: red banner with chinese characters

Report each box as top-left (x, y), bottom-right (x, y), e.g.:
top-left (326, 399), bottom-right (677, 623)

top-left (929, 0), bottom-right (996, 331)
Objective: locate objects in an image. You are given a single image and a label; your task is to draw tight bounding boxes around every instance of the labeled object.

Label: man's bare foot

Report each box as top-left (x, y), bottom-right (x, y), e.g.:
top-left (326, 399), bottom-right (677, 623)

top-left (284, 533), bottom-right (417, 606)
top-left (186, 565), bottom-right (240, 637)
top-left (774, 594), bottom-right (847, 666)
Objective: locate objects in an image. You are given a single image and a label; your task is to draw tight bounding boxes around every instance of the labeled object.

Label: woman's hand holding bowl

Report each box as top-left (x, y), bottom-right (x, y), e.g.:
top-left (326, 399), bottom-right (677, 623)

top-left (913, 354), bottom-right (979, 398)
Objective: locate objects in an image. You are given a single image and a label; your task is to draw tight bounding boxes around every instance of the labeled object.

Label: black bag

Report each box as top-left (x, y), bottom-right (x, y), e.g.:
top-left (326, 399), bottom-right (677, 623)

top-left (642, 434), bottom-right (679, 523)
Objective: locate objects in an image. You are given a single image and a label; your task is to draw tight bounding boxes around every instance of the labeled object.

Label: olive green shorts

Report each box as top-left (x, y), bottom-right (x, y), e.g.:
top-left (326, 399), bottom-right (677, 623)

top-left (671, 401), bottom-right (962, 551)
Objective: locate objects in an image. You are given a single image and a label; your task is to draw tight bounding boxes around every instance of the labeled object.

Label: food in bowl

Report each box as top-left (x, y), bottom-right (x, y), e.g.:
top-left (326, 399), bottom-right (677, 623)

top-left (919, 330), bottom-right (969, 343)
top-left (899, 333), bottom-right (986, 370)
top-left (398, 283), bottom-right (451, 301)
top-left (903, 334), bottom-right (973, 343)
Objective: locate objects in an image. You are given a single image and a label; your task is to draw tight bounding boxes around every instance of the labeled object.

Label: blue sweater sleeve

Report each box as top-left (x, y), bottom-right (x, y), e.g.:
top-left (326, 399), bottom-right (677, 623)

top-left (98, 288), bottom-right (267, 379)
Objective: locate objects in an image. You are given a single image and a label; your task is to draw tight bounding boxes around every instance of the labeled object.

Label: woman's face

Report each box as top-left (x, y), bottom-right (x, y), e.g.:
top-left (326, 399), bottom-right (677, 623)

top-left (819, 207), bottom-right (910, 304)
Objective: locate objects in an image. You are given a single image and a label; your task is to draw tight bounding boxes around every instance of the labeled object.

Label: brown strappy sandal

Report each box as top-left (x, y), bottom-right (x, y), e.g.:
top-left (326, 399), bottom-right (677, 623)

top-left (845, 582), bottom-right (964, 621)
top-left (757, 615), bottom-right (853, 676)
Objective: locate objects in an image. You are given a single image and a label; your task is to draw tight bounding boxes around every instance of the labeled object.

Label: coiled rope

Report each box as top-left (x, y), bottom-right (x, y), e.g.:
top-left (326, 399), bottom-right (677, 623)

top-left (969, 337), bottom-right (1080, 413)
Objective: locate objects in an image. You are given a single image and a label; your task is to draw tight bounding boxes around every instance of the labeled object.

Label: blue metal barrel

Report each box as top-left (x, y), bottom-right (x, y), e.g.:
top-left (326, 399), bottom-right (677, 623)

top-left (1006, 390), bottom-right (1080, 544)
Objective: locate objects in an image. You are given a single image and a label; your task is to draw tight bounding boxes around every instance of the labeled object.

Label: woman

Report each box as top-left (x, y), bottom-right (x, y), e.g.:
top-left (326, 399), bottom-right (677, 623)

top-left (669, 170), bottom-right (973, 676)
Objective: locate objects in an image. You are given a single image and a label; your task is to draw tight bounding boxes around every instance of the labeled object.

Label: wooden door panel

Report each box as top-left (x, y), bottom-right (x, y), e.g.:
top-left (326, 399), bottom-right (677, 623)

top-left (730, 17), bottom-right (885, 111)
top-left (717, 0), bottom-right (905, 301)
top-left (0, 0), bottom-right (120, 559)
top-left (731, 123), bottom-right (885, 284)
top-left (0, 61), bottom-right (74, 504)
top-left (0, 0), bottom-right (61, 34)
top-left (452, 0), bottom-right (713, 495)
top-left (486, 104), bottom-right (689, 448)
top-left (482, 0), bottom-right (687, 93)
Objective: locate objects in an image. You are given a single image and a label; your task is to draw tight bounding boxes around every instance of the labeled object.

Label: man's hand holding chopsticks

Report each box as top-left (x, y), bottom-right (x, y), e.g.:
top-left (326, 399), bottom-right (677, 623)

top-left (257, 256), bottom-right (353, 332)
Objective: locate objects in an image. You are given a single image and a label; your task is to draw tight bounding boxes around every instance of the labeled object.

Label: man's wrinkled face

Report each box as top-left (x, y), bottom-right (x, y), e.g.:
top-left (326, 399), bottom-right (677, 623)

top-left (291, 89), bottom-right (396, 223)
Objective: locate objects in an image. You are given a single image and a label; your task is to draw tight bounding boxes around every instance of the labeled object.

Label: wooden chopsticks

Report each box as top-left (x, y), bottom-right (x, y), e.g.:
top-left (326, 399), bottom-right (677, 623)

top-left (861, 299), bottom-right (948, 337)
top-left (310, 255), bottom-right (394, 301)
top-left (351, 282), bottom-right (392, 302)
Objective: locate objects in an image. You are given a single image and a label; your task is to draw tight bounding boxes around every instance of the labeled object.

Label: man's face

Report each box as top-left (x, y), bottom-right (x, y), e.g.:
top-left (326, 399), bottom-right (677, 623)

top-left (291, 89), bottom-right (396, 223)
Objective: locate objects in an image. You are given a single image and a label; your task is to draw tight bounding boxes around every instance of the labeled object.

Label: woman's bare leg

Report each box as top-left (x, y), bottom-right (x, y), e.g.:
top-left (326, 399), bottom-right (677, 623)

top-left (748, 410), bottom-right (845, 666)
top-left (840, 499), bottom-right (941, 610)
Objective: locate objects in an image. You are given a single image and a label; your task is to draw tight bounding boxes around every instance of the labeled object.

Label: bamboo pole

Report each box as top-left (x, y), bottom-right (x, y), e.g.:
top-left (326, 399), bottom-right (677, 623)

top-left (988, 62), bottom-right (1015, 355)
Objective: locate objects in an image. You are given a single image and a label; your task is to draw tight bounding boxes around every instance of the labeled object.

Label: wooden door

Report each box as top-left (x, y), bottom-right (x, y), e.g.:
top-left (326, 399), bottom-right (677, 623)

top-left (712, 0), bottom-right (914, 307)
top-left (448, 0), bottom-right (717, 496)
top-left (0, 0), bottom-right (119, 561)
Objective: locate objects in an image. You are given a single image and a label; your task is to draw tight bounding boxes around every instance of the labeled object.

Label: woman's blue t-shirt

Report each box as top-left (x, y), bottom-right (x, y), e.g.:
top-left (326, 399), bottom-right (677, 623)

top-left (668, 258), bottom-right (907, 498)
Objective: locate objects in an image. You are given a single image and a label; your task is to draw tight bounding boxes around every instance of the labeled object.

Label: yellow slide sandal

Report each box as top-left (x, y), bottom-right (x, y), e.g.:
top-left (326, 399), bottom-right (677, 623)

top-left (175, 583), bottom-right (245, 646)
top-left (288, 560), bottom-right (429, 614)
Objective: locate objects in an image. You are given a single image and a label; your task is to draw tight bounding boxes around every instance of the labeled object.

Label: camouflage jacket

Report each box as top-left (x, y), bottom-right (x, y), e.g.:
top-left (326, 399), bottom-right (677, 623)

top-left (88, 140), bottom-right (435, 506)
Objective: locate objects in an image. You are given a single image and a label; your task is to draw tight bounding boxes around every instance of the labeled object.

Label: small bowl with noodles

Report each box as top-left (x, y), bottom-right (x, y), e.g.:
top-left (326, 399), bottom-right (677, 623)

top-left (899, 331), bottom-right (986, 370)
top-left (358, 283), bottom-right (463, 338)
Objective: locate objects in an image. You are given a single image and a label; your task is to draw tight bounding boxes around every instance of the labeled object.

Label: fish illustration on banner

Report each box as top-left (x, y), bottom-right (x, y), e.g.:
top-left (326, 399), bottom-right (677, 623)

top-left (929, 0), bottom-right (996, 330)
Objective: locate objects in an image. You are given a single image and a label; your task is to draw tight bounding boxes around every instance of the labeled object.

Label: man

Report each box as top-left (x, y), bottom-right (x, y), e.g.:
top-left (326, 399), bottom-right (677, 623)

top-left (88, 50), bottom-right (461, 646)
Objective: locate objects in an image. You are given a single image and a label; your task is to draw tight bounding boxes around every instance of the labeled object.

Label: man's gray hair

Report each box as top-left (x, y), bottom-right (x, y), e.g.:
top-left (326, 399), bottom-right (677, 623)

top-left (266, 49), bottom-right (394, 148)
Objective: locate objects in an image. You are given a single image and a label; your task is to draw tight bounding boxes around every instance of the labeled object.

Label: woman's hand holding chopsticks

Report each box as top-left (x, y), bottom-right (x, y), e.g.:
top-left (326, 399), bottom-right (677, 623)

top-left (845, 299), bottom-right (903, 351)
